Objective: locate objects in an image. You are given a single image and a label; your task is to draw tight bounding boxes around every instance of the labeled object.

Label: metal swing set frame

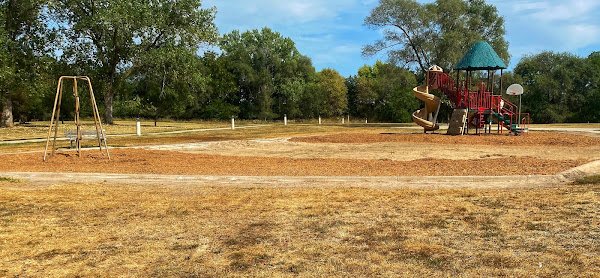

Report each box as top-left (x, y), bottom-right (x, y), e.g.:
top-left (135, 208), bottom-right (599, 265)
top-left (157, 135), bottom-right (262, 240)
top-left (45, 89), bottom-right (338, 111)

top-left (43, 76), bottom-right (110, 161)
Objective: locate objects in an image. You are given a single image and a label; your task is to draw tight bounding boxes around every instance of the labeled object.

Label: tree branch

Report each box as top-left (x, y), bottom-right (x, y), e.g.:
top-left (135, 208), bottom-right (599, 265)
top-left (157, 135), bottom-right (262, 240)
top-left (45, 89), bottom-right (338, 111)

top-left (393, 24), bottom-right (427, 72)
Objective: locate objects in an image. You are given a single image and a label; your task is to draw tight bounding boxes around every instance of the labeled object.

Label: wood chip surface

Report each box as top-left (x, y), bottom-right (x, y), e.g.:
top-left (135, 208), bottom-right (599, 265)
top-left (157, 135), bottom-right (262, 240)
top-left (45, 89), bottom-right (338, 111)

top-left (290, 132), bottom-right (600, 147)
top-left (0, 149), bottom-right (585, 176)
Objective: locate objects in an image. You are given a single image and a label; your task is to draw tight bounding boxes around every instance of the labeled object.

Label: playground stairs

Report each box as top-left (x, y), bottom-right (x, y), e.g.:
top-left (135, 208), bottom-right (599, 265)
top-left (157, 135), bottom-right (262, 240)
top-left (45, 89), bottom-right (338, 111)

top-left (447, 109), bottom-right (468, 135)
top-left (491, 111), bottom-right (527, 135)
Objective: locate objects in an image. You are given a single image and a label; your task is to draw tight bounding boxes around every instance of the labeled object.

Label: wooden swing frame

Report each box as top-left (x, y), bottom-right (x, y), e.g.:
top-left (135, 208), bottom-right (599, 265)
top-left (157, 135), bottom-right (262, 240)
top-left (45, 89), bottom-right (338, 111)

top-left (43, 76), bottom-right (110, 161)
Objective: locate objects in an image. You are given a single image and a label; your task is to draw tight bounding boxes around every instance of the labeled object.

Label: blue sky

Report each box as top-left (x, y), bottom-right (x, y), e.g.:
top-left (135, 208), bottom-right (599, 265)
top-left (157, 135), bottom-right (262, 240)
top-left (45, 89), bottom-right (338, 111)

top-left (204, 0), bottom-right (600, 77)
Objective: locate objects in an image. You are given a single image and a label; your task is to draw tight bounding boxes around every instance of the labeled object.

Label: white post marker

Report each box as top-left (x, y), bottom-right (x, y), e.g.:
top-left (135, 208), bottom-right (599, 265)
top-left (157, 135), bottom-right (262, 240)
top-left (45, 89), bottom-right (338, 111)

top-left (136, 117), bottom-right (141, 136)
top-left (342, 117), bottom-right (345, 124)
top-left (284, 114), bottom-right (287, 126)
top-left (231, 116), bottom-right (235, 130)
top-left (318, 116), bottom-right (322, 125)
top-left (365, 118), bottom-right (368, 124)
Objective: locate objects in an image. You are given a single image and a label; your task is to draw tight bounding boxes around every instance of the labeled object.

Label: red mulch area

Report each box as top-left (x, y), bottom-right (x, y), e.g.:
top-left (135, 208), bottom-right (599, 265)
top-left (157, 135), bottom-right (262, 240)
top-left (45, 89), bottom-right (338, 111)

top-left (0, 149), bottom-right (585, 177)
top-left (290, 132), bottom-right (600, 147)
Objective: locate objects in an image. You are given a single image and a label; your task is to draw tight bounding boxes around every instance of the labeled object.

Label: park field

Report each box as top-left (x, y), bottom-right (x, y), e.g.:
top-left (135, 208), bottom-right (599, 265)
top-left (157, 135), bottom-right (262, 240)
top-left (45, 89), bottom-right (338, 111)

top-left (0, 122), bottom-right (599, 276)
top-left (0, 179), bottom-right (599, 276)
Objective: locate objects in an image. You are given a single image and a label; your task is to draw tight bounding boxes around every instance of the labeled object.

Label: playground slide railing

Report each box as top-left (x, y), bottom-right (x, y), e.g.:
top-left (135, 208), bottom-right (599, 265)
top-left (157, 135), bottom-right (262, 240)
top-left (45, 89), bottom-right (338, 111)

top-left (465, 91), bottom-right (492, 110)
top-left (491, 96), bottom-right (502, 111)
top-left (491, 96), bottom-right (518, 116)
top-left (491, 96), bottom-right (525, 133)
top-left (429, 71), bottom-right (460, 105)
top-left (501, 98), bottom-right (518, 117)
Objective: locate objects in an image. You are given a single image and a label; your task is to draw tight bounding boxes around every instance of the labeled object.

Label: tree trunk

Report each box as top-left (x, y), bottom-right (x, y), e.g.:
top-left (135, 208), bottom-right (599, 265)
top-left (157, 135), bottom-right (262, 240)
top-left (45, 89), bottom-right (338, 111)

top-left (1, 97), bottom-right (14, 127)
top-left (104, 86), bottom-right (114, 125)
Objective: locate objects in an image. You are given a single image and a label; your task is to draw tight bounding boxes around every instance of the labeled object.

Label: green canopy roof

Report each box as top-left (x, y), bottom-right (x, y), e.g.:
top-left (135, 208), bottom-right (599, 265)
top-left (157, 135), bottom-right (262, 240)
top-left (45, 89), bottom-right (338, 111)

top-left (455, 41), bottom-right (507, 71)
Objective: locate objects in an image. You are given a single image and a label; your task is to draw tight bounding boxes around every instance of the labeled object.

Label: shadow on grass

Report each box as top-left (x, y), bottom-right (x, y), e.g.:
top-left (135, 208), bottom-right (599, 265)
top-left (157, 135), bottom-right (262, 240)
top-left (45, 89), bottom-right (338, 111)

top-left (0, 177), bottom-right (19, 183)
top-left (573, 175), bottom-right (600, 185)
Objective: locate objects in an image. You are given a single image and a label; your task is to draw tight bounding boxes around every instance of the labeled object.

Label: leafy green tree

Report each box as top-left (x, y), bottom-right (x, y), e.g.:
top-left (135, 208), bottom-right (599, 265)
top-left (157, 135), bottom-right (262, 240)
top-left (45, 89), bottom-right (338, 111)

top-left (0, 19), bottom-right (13, 126)
top-left (279, 79), bottom-right (306, 118)
top-left (297, 79), bottom-right (323, 119)
top-left (11, 56), bottom-right (57, 122)
top-left (514, 52), bottom-right (592, 123)
top-left (345, 75), bottom-right (359, 117)
top-left (583, 52), bottom-right (600, 122)
top-left (51, 0), bottom-right (217, 124)
top-left (364, 0), bottom-right (509, 72)
top-left (353, 61), bottom-right (417, 122)
top-left (197, 52), bottom-right (240, 119)
top-left (130, 47), bottom-right (210, 121)
top-left (0, 0), bottom-right (51, 127)
top-left (372, 63), bottom-right (418, 122)
top-left (315, 69), bottom-right (348, 117)
top-left (219, 28), bottom-right (315, 120)
top-left (355, 65), bottom-right (378, 119)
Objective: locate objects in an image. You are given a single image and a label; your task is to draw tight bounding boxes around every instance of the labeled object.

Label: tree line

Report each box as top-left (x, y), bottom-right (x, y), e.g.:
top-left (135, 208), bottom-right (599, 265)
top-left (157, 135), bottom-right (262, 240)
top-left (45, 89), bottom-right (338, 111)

top-left (1, 0), bottom-right (599, 127)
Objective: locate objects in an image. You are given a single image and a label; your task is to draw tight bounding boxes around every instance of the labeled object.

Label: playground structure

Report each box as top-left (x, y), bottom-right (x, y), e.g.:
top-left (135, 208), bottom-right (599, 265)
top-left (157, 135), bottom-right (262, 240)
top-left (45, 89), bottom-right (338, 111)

top-left (412, 41), bottom-right (529, 135)
top-left (412, 66), bottom-right (443, 132)
top-left (43, 76), bottom-right (110, 161)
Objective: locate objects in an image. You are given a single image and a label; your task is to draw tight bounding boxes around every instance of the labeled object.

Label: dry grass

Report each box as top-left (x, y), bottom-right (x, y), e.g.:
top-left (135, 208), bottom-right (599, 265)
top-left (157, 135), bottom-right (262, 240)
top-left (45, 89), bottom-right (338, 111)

top-left (0, 124), bottom-right (365, 153)
top-left (0, 119), bottom-right (385, 142)
top-left (0, 119), bottom-right (266, 141)
top-left (0, 181), bottom-right (598, 276)
top-left (105, 124), bottom-right (362, 148)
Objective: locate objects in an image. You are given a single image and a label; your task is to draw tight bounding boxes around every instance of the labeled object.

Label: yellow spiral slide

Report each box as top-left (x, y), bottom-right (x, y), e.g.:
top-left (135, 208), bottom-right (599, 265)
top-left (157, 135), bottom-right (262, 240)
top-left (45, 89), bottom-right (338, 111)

top-left (412, 85), bottom-right (441, 131)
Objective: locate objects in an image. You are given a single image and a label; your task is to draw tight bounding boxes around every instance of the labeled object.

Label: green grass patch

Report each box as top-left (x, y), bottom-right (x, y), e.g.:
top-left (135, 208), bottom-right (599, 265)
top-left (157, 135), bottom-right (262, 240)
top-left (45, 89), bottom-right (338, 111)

top-left (573, 175), bottom-right (600, 185)
top-left (0, 177), bottom-right (20, 183)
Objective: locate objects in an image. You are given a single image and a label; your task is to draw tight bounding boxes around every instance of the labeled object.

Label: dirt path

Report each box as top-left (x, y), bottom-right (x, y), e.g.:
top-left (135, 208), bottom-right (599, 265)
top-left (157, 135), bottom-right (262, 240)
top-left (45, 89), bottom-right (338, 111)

top-left (0, 172), bottom-right (567, 189)
top-left (5, 160), bottom-right (599, 189)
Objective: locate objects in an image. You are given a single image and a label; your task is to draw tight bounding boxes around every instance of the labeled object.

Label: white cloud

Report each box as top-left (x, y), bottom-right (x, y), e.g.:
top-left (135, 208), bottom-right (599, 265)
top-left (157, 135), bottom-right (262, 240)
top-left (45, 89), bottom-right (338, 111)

top-left (332, 44), bottom-right (361, 54)
top-left (204, 0), bottom-right (378, 75)
top-left (492, 0), bottom-right (600, 66)
top-left (206, 0), bottom-right (600, 73)
top-left (205, 0), bottom-right (363, 27)
top-left (527, 0), bottom-right (600, 22)
top-left (561, 23), bottom-right (600, 50)
top-left (511, 1), bottom-right (547, 13)
top-left (296, 33), bottom-right (335, 43)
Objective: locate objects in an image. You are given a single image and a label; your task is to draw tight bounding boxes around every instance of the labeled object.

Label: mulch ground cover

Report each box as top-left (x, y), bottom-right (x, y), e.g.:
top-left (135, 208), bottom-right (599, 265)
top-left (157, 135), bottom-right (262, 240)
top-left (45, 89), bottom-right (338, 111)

top-left (290, 132), bottom-right (600, 147)
top-left (0, 149), bottom-right (585, 176)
